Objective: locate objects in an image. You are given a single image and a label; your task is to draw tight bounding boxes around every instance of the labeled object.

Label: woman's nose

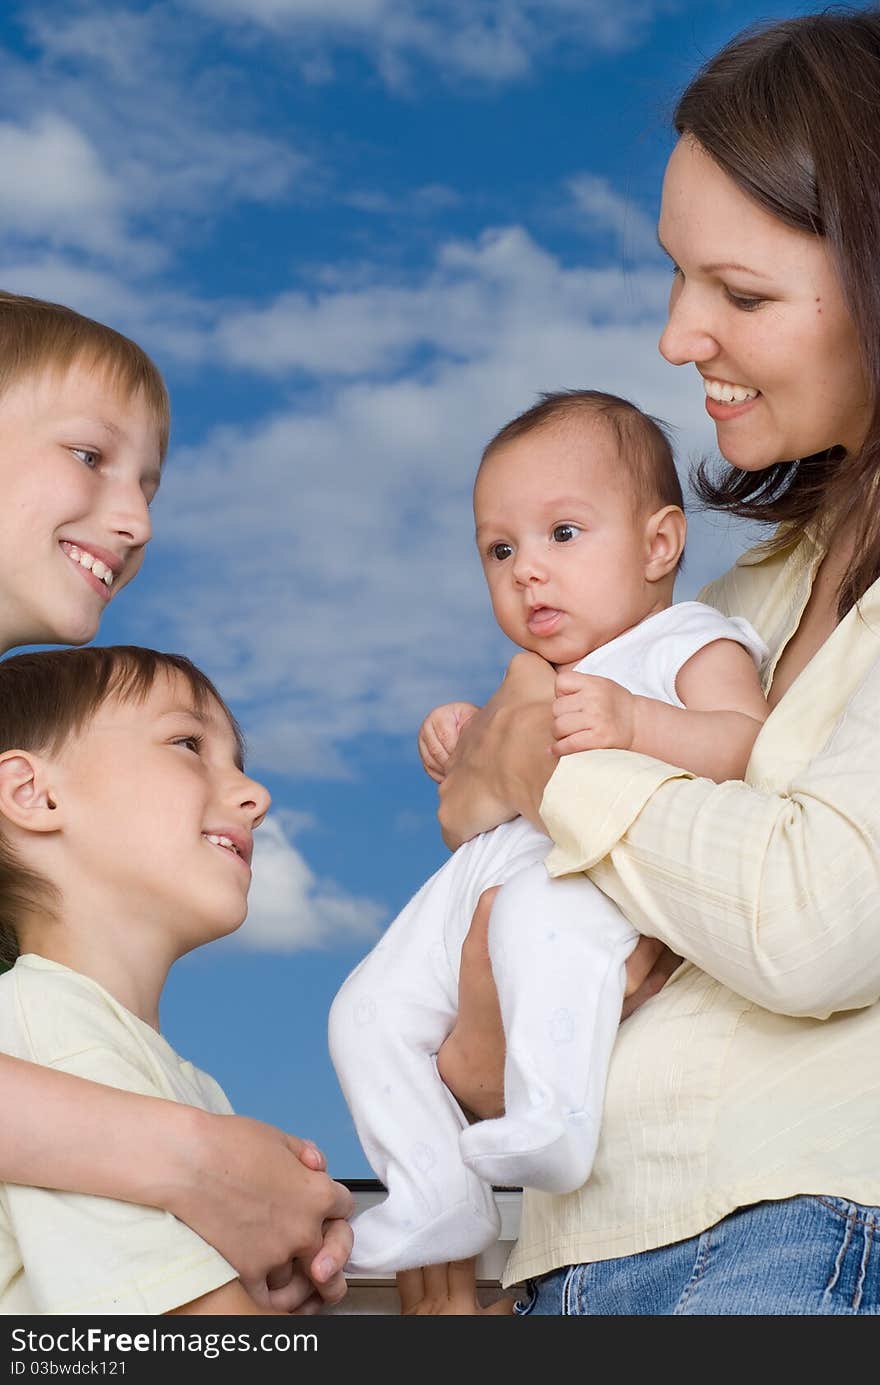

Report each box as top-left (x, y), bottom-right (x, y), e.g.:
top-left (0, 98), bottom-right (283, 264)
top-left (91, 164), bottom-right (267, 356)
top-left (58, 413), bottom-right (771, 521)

top-left (658, 284), bottom-right (719, 366)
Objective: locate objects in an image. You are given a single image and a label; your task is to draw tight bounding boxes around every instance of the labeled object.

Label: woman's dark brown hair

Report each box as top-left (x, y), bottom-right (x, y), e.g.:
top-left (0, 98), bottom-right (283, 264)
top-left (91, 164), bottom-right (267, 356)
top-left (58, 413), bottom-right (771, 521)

top-left (677, 7), bottom-right (880, 618)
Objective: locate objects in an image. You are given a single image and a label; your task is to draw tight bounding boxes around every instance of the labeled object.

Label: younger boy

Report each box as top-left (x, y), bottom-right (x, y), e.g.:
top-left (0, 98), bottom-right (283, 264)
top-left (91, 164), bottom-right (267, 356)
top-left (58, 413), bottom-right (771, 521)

top-left (0, 644), bottom-right (324, 1315)
top-left (330, 390), bottom-right (769, 1275)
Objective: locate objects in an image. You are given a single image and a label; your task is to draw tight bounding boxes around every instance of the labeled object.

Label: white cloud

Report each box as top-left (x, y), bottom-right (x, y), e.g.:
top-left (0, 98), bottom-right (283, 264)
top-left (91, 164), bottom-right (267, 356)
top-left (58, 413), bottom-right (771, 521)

top-left (188, 0), bottom-right (673, 84)
top-left (0, 114), bottom-right (144, 263)
top-left (0, 6), bottom-right (307, 274)
top-left (568, 173), bottom-right (660, 261)
top-left (236, 815), bottom-right (385, 950)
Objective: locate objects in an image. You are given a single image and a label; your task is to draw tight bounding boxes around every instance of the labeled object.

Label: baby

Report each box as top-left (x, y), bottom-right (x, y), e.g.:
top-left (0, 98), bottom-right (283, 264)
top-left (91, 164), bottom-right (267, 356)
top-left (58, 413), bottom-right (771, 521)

top-left (330, 390), bottom-right (769, 1275)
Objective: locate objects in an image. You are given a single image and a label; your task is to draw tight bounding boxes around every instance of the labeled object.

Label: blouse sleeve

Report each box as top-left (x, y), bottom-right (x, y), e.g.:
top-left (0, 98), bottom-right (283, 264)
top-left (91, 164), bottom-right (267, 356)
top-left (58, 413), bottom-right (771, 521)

top-left (541, 653), bottom-right (880, 1020)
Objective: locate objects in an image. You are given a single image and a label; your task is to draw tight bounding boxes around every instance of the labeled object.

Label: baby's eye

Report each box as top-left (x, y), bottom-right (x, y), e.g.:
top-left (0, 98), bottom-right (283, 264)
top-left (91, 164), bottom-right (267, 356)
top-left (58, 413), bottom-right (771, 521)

top-left (489, 542), bottom-right (514, 562)
top-left (70, 447), bottom-right (100, 468)
top-left (552, 524), bottom-right (580, 543)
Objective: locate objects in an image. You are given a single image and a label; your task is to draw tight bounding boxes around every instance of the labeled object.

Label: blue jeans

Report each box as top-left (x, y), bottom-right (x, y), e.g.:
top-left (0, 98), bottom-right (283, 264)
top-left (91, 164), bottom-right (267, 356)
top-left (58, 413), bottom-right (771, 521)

top-left (513, 1196), bottom-right (880, 1314)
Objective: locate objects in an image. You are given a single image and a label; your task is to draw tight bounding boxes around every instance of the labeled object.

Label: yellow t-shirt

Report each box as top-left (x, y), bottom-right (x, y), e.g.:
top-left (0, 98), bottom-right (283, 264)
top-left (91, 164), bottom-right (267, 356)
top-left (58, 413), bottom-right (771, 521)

top-left (0, 954), bottom-right (237, 1314)
top-left (506, 528), bottom-right (880, 1286)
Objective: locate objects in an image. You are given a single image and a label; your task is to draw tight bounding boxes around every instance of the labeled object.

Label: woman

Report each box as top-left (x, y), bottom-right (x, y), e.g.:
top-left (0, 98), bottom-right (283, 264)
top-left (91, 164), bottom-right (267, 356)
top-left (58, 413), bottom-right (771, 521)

top-left (423, 9), bottom-right (880, 1314)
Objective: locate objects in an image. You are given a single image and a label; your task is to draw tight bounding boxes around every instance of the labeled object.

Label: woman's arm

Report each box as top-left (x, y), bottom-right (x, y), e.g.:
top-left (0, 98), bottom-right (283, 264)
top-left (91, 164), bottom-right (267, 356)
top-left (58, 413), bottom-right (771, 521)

top-left (0, 1054), bottom-right (353, 1302)
top-left (436, 889), bottom-right (677, 1120)
top-left (541, 649), bottom-right (880, 1019)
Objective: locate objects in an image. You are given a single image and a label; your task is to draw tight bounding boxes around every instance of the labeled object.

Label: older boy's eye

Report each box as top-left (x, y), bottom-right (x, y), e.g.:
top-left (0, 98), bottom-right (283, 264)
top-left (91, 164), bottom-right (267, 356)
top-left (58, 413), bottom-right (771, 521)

top-left (70, 447), bottom-right (99, 468)
top-left (489, 542), bottom-right (513, 562)
top-left (552, 524), bottom-right (580, 543)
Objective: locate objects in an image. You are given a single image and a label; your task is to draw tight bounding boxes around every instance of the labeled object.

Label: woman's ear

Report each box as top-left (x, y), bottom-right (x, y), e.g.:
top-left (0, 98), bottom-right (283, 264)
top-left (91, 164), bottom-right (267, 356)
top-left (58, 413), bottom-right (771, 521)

top-left (0, 751), bottom-right (60, 835)
top-left (644, 504), bottom-right (687, 582)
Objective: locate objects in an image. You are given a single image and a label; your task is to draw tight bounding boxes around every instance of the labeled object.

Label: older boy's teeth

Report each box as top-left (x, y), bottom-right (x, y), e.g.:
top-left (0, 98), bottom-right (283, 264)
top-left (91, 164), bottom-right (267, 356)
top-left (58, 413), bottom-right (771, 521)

top-left (62, 542), bottom-right (115, 587)
top-left (704, 378), bottom-right (759, 404)
top-left (204, 833), bottom-right (240, 856)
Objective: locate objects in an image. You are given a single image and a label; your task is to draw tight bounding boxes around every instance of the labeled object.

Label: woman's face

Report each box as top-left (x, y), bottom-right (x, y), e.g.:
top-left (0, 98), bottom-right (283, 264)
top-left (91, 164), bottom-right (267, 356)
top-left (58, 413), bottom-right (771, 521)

top-left (658, 136), bottom-right (871, 471)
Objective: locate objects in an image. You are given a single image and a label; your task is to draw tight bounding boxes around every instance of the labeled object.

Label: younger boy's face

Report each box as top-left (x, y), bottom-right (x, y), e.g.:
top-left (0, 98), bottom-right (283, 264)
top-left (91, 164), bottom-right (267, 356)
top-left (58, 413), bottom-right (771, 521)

top-left (0, 360), bottom-right (162, 651)
top-left (52, 672), bottom-right (270, 952)
top-left (474, 419), bottom-right (660, 665)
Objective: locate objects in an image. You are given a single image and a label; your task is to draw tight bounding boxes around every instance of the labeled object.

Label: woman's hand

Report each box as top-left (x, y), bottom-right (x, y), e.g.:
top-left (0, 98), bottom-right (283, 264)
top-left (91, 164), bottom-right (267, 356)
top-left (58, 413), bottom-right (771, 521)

top-left (438, 894), bottom-right (681, 1120)
top-left (397, 1259), bottom-right (516, 1315)
top-left (437, 652), bottom-right (557, 850)
top-left (164, 1111), bottom-right (354, 1308)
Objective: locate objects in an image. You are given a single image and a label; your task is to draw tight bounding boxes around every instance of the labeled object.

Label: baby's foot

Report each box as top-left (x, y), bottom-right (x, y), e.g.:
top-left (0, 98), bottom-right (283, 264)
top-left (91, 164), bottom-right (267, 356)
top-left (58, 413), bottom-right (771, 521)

top-left (460, 1106), bottom-right (599, 1195)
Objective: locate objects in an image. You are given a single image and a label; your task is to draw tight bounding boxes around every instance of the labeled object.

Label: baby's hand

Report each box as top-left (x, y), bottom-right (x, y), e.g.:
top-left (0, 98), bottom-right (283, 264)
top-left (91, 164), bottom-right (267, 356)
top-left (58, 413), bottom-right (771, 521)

top-left (552, 671), bottom-right (636, 755)
top-left (418, 702), bottom-right (480, 783)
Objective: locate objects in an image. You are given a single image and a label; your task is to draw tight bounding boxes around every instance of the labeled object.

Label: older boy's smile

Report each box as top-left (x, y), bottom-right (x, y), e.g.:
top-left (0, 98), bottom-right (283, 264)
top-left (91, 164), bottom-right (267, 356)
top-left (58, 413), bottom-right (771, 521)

top-left (59, 540), bottom-right (122, 598)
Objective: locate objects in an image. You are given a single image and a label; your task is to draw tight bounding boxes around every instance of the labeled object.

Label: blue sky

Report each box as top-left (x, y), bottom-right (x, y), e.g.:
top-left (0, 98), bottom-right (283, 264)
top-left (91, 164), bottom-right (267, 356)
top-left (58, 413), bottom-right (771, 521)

top-left (1, 0), bottom-right (811, 1175)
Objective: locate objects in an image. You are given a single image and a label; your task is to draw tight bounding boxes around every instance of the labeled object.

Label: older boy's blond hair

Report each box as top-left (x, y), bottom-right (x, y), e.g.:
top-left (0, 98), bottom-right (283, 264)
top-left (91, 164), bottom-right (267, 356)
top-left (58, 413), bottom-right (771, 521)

top-left (0, 290), bottom-right (170, 461)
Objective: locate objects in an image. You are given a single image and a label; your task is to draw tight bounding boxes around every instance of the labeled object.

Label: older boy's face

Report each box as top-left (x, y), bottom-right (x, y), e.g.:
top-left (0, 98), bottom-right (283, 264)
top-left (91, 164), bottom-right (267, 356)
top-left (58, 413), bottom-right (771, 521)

top-left (0, 360), bottom-right (162, 652)
top-left (474, 419), bottom-right (659, 664)
top-left (53, 673), bottom-right (271, 951)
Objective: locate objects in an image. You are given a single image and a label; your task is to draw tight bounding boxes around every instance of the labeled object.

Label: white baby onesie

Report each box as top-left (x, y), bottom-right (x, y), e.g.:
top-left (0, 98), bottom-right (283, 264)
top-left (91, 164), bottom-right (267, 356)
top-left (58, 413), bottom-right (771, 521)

top-left (329, 603), bottom-right (767, 1275)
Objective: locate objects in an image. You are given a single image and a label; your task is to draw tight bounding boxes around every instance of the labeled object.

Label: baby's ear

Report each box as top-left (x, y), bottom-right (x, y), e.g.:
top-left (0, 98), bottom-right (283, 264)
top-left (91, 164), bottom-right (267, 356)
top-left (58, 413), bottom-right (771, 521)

top-left (644, 504), bottom-right (686, 581)
top-left (0, 751), bottom-right (60, 834)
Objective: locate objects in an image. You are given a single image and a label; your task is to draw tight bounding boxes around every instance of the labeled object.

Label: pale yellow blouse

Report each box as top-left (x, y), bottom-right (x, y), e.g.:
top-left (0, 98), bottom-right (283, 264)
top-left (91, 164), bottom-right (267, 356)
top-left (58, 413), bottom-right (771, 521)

top-left (505, 528), bottom-right (880, 1286)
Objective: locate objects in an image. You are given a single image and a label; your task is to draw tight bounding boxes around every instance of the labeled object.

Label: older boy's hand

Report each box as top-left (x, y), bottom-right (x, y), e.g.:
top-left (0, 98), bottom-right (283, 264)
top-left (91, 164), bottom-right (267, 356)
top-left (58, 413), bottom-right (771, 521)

top-left (177, 1112), bottom-right (354, 1302)
top-left (418, 702), bottom-right (481, 783)
top-left (552, 671), bottom-right (636, 755)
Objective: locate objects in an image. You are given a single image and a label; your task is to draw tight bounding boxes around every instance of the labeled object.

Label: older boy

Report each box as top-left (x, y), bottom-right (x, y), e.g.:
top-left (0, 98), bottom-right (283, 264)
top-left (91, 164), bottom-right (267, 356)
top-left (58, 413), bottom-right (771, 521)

top-left (330, 390), bottom-right (769, 1275)
top-left (0, 644), bottom-right (329, 1316)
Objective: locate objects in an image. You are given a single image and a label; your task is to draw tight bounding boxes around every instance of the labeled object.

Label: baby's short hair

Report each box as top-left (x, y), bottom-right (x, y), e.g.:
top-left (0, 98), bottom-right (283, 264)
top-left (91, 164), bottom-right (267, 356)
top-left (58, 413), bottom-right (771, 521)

top-left (0, 646), bottom-right (242, 966)
top-left (0, 290), bottom-right (170, 462)
top-left (481, 388), bottom-right (684, 514)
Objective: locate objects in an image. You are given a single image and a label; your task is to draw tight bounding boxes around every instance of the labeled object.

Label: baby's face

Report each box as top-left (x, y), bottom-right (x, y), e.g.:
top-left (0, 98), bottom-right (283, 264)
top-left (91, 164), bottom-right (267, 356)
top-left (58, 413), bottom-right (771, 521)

top-left (473, 419), bottom-right (660, 665)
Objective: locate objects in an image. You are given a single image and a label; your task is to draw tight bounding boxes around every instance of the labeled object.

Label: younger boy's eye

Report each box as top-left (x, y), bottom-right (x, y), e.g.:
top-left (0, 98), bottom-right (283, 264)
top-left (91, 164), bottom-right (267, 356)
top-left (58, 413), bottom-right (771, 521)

top-left (552, 524), bottom-right (580, 543)
top-left (489, 542), bottom-right (513, 562)
top-left (70, 447), bottom-right (100, 468)
top-left (173, 734), bottom-right (203, 754)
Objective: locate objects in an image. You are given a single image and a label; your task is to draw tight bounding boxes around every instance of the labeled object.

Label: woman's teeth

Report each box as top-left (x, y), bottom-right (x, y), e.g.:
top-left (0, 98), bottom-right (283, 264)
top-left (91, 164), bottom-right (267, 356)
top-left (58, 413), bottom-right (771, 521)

top-left (703, 377), bottom-right (759, 404)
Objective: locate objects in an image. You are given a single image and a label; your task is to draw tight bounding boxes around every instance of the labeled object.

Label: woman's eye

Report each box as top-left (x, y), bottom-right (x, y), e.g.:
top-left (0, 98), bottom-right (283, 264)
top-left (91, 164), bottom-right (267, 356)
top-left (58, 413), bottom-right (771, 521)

top-left (489, 542), bottom-right (513, 561)
top-left (70, 447), bottom-right (100, 468)
top-left (725, 289), bottom-right (766, 312)
top-left (552, 524), bottom-right (580, 543)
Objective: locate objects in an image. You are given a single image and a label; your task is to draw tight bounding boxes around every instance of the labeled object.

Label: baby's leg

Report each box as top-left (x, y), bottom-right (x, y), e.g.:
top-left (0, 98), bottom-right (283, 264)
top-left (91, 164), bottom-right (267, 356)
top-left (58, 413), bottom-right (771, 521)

top-left (328, 822), bottom-right (548, 1274)
top-left (459, 863), bottom-right (638, 1194)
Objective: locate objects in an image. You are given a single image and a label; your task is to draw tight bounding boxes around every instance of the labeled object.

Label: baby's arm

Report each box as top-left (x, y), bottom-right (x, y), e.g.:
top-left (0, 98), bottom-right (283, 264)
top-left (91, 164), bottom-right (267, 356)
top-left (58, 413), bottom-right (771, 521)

top-left (553, 639), bottom-right (768, 782)
top-left (0, 1052), bottom-right (352, 1307)
top-left (418, 701), bottom-right (481, 782)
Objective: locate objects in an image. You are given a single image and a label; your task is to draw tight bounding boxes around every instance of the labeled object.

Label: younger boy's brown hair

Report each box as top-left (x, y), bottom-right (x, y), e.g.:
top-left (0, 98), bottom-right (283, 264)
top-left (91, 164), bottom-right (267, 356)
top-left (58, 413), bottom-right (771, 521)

top-left (0, 647), bottom-right (243, 967)
top-left (0, 290), bottom-right (170, 461)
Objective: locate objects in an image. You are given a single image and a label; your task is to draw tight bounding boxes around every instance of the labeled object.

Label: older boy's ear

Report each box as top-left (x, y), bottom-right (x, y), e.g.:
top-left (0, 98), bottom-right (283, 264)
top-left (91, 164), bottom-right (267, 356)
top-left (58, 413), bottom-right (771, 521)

top-left (0, 752), bottom-right (59, 833)
top-left (644, 505), bottom-right (686, 582)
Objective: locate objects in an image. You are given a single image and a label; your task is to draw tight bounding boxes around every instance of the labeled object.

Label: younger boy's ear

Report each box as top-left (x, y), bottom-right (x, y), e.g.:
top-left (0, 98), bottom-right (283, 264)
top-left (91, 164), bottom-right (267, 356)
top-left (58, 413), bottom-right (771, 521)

top-left (644, 505), bottom-right (686, 582)
top-left (0, 751), bottom-right (60, 834)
